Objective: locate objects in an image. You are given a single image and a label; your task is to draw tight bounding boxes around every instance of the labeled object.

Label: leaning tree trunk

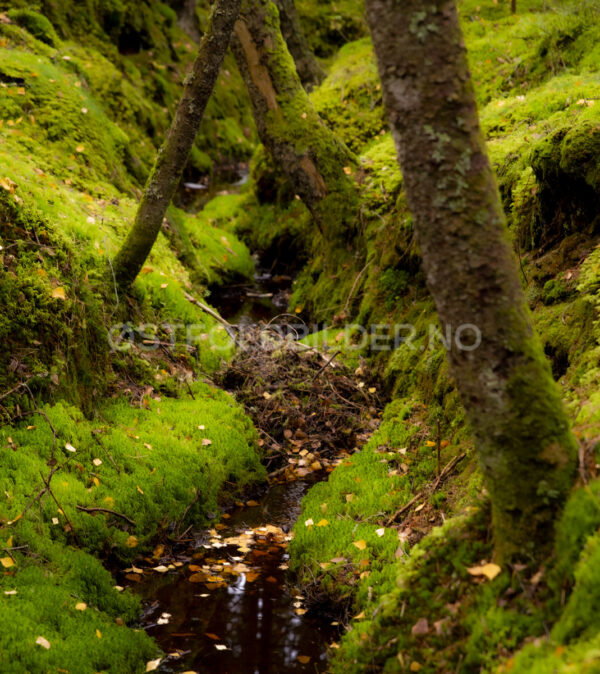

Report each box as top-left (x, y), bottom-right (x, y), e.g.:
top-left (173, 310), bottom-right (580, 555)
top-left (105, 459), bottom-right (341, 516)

top-left (230, 0), bottom-right (357, 239)
top-left (112, 0), bottom-right (241, 289)
top-left (274, 0), bottom-right (325, 90)
top-left (366, 0), bottom-right (576, 561)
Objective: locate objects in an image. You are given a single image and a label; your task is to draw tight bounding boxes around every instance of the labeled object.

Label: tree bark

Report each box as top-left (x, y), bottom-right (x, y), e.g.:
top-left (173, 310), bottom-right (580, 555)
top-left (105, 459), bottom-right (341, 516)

top-left (230, 0), bottom-right (357, 239)
top-left (273, 0), bottom-right (325, 90)
top-left (366, 0), bottom-right (576, 560)
top-left (112, 0), bottom-right (241, 289)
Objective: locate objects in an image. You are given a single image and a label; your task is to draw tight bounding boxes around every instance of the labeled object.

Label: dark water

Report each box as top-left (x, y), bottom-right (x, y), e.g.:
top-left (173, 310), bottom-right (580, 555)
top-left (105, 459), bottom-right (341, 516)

top-left (134, 480), bottom-right (339, 673)
top-left (129, 276), bottom-right (340, 673)
top-left (208, 270), bottom-right (292, 326)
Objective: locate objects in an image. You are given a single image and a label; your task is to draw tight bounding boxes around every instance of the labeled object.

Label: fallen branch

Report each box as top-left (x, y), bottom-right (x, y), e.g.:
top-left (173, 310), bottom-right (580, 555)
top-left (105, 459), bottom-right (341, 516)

top-left (386, 492), bottom-right (423, 526)
top-left (386, 452), bottom-right (467, 525)
top-left (184, 292), bottom-right (238, 342)
top-left (76, 505), bottom-right (136, 527)
top-left (432, 452), bottom-right (467, 490)
top-left (311, 350), bottom-right (341, 383)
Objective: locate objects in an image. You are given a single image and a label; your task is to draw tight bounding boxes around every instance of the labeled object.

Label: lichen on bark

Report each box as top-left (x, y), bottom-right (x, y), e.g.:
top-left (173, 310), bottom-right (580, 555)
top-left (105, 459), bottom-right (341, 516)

top-left (112, 0), bottom-right (241, 290)
top-left (366, 0), bottom-right (578, 560)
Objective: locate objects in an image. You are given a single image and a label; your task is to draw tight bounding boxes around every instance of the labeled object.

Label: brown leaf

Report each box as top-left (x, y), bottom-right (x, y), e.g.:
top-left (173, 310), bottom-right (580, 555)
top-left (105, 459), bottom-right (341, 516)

top-left (411, 618), bottom-right (429, 636)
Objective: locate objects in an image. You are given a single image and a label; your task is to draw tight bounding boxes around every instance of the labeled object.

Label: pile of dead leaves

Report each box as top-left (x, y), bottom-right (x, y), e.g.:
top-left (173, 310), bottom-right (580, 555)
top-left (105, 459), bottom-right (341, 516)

top-left (217, 325), bottom-right (382, 481)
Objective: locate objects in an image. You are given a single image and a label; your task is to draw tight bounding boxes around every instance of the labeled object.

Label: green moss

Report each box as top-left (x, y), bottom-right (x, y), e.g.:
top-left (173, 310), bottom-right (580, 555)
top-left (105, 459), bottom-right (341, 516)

top-left (0, 386), bottom-right (264, 672)
top-left (6, 8), bottom-right (59, 46)
top-left (310, 38), bottom-right (385, 153)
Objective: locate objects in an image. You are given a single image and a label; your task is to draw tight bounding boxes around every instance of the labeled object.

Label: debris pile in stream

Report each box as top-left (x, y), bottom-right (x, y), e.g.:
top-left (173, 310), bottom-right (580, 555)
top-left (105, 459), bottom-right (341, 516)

top-left (217, 323), bottom-right (382, 481)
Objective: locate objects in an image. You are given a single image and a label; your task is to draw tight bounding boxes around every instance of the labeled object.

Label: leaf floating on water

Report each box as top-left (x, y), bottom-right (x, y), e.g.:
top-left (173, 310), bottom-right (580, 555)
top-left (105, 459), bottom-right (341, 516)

top-left (466, 563), bottom-right (501, 581)
top-left (246, 499), bottom-right (259, 507)
top-left (146, 659), bottom-right (162, 672)
top-left (153, 565), bottom-right (169, 574)
top-left (297, 655), bottom-right (311, 664)
top-left (188, 572), bottom-right (208, 583)
top-left (214, 644), bottom-right (228, 651)
top-left (245, 571), bottom-right (260, 582)
top-left (36, 636), bottom-right (51, 649)
top-left (205, 633), bottom-right (221, 641)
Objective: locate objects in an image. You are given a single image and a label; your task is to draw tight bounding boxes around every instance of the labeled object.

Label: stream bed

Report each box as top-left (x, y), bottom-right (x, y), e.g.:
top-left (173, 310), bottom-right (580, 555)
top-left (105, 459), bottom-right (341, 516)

top-left (132, 478), bottom-right (339, 673)
top-left (126, 276), bottom-right (342, 673)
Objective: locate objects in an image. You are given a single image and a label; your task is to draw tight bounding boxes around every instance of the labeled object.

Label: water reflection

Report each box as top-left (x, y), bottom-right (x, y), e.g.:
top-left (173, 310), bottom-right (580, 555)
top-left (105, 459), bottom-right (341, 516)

top-left (135, 480), bottom-right (339, 673)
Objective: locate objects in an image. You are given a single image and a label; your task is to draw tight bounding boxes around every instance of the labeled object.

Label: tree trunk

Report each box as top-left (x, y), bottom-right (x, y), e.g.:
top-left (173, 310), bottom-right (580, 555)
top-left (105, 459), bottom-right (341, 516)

top-left (366, 0), bottom-right (576, 560)
top-left (112, 0), bottom-right (241, 290)
top-left (230, 0), bottom-right (357, 239)
top-left (511, 0), bottom-right (517, 13)
top-left (273, 0), bottom-right (325, 90)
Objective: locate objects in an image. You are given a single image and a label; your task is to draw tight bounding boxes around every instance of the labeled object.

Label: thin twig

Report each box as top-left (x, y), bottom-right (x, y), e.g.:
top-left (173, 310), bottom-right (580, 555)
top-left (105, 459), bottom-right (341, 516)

top-left (91, 430), bottom-right (121, 474)
top-left (311, 350), bottom-right (341, 383)
top-left (76, 505), bottom-right (136, 527)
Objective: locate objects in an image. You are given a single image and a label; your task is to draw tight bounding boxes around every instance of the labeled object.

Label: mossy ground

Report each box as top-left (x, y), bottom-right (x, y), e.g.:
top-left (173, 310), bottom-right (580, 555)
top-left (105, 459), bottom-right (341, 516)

top-left (217, 0), bottom-right (600, 671)
top-left (0, 3), bottom-right (263, 672)
top-left (4, 0), bottom-right (600, 671)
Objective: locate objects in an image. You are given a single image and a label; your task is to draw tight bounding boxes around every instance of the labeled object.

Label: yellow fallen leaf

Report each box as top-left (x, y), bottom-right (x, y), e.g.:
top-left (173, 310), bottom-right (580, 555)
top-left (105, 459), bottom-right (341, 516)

top-left (0, 557), bottom-right (15, 568)
top-left (52, 287), bottom-right (66, 300)
top-left (125, 535), bottom-right (138, 548)
top-left (353, 540), bottom-right (367, 551)
top-left (96, 629), bottom-right (102, 638)
top-left (36, 636), bottom-right (51, 649)
top-left (304, 518), bottom-right (314, 527)
top-left (146, 659), bottom-right (162, 672)
top-left (316, 519), bottom-right (328, 527)
top-left (425, 440), bottom-right (436, 447)
top-left (136, 485), bottom-right (144, 494)
top-left (354, 611), bottom-right (365, 620)
top-left (75, 602), bottom-right (87, 611)
top-left (466, 563), bottom-right (501, 581)
top-left (76, 144), bottom-right (85, 153)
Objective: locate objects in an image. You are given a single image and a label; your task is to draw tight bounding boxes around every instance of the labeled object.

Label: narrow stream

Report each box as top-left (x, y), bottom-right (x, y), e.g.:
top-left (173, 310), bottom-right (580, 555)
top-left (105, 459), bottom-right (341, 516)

top-left (125, 277), bottom-right (341, 673)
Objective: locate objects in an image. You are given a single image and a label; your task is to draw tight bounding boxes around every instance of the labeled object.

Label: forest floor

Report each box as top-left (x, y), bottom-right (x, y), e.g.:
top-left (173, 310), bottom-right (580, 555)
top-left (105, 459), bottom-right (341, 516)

top-left (2, 0), bottom-right (600, 673)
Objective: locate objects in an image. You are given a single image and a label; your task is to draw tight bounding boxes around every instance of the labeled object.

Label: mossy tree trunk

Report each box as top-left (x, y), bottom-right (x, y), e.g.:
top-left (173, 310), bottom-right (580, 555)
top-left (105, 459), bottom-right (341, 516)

top-left (273, 0), bottom-right (325, 90)
top-left (366, 0), bottom-right (577, 561)
top-left (112, 0), bottom-right (241, 289)
top-left (230, 0), bottom-right (357, 239)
